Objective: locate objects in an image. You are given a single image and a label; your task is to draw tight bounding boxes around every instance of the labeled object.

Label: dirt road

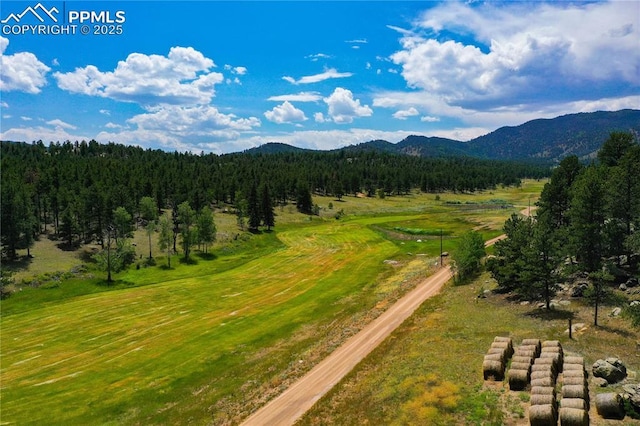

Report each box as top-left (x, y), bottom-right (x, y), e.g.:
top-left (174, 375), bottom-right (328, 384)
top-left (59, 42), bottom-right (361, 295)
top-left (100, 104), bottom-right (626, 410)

top-left (241, 226), bottom-right (518, 426)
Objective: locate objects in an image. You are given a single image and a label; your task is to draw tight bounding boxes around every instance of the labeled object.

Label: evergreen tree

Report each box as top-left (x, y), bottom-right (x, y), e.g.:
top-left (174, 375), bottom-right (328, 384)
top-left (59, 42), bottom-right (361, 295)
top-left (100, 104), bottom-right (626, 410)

top-left (247, 184), bottom-right (261, 231)
top-left (296, 183), bottom-right (313, 215)
top-left (113, 206), bottom-right (133, 243)
top-left (260, 184), bottom-right (275, 230)
top-left (569, 165), bottom-right (607, 272)
top-left (487, 213), bottom-right (534, 293)
top-left (597, 131), bottom-right (636, 167)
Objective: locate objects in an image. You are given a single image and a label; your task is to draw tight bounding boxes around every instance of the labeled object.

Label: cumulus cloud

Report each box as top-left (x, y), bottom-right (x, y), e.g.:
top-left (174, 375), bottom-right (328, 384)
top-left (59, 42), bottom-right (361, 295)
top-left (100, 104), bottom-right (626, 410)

top-left (391, 1), bottom-right (639, 108)
top-left (0, 36), bottom-right (50, 94)
top-left (264, 101), bottom-right (308, 124)
top-left (46, 119), bottom-right (77, 129)
top-left (283, 68), bottom-right (353, 85)
top-left (421, 115), bottom-right (440, 123)
top-left (267, 91), bottom-right (322, 102)
top-left (392, 107), bottom-right (419, 120)
top-left (54, 46), bottom-right (223, 105)
top-left (0, 121), bottom-right (90, 143)
top-left (323, 87), bottom-right (373, 124)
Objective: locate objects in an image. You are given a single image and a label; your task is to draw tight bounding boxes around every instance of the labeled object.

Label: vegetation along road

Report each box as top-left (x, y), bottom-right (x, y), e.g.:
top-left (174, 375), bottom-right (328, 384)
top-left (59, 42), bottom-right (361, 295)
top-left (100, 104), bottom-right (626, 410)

top-left (242, 226), bottom-right (515, 426)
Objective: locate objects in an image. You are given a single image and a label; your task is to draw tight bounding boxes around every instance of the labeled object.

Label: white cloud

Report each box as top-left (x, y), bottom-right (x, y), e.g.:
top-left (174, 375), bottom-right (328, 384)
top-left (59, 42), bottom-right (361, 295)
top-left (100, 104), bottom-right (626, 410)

top-left (52, 58), bottom-right (59, 66)
top-left (345, 39), bottom-right (368, 44)
top-left (99, 109), bottom-right (110, 115)
top-left (421, 115), bottom-right (440, 123)
top-left (306, 53), bottom-right (331, 62)
top-left (283, 68), bottom-right (353, 85)
top-left (264, 101), bottom-right (308, 124)
top-left (314, 112), bottom-right (328, 123)
top-left (0, 36), bottom-right (50, 94)
top-left (105, 122), bottom-right (124, 129)
top-left (21, 116), bottom-right (32, 121)
top-left (391, 1), bottom-right (639, 108)
top-left (324, 87), bottom-right (373, 124)
top-left (46, 119), bottom-right (77, 129)
top-left (0, 124), bottom-right (90, 144)
top-left (233, 66), bottom-right (247, 75)
top-left (267, 92), bottom-right (322, 102)
top-left (1, 101), bottom-right (8, 108)
top-left (54, 46), bottom-right (223, 105)
top-left (392, 107), bottom-right (419, 120)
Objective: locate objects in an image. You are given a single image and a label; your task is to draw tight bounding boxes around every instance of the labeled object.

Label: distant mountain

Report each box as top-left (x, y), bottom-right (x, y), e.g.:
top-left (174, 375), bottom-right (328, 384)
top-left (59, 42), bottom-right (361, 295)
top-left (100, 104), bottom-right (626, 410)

top-left (244, 110), bottom-right (640, 162)
top-left (467, 109), bottom-right (640, 161)
top-left (243, 142), bottom-right (310, 155)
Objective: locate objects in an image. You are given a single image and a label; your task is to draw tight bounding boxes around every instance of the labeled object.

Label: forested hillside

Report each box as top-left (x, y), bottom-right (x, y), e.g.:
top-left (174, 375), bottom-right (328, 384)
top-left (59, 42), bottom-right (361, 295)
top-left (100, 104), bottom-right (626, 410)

top-left (1, 139), bottom-right (547, 260)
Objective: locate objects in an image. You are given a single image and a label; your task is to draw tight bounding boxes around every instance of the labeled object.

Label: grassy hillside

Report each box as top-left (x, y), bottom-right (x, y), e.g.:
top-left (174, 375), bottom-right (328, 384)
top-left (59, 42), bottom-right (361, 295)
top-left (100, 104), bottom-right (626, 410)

top-left (1, 181), bottom-right (549, 424)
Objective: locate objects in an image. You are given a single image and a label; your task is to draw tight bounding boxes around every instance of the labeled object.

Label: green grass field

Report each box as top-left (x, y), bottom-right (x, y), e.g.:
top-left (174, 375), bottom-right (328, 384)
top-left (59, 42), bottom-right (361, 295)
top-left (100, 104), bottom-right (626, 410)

top-left (0, 181), bottom-right (548, 424)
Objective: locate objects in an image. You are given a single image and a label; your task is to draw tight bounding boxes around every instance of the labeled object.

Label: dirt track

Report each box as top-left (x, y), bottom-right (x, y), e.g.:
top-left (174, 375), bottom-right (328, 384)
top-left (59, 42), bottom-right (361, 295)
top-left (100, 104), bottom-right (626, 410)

top-left (241, 213), bottom-right (531, 425)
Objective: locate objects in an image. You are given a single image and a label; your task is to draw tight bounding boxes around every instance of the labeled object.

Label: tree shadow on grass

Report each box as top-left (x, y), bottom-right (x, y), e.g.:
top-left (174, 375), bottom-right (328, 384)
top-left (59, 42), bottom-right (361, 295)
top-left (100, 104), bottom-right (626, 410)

top-left (95, 279), bottom-right (135, 288)
top-left (524, 307), bottom-right (576, 321)
top-left (196, 252), bottom-right (217, 261)
top-left (596, 323), bottom-right (635, 339)
top-left (1, 255), bottom-right (33, 273)
top-left (179, 257), bottom-right (199, 265)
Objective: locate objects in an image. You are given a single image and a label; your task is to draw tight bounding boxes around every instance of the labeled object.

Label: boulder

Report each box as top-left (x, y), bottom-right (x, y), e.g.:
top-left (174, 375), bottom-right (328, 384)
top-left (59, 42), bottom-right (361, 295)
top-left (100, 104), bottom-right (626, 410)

top-left (620, 283), bottom-right (628, 291)
top-left (593, 377), bottom-right (609, 387)
top-left (631, 300), bottom-right (640, 307)
top-left (611, 307), bottom-right (622, 317)
top-left (593, 358), bottom-right (627, 384)
top-left (571, 283), bottom-right (588, 298)
top-left (627, 277), bottom-right (639, 288)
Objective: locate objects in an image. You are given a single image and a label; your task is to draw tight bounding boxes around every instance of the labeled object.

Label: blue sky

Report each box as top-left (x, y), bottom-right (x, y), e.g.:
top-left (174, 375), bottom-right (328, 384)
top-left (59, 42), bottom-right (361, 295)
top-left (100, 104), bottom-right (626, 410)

top-left (1, 1), bottom-right (638, 153)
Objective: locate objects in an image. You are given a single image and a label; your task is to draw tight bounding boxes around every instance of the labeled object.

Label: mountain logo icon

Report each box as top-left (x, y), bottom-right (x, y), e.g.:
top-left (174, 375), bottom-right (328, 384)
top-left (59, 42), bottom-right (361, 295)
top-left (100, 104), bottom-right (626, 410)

top-left (1, 3), bottom-right (59, 24)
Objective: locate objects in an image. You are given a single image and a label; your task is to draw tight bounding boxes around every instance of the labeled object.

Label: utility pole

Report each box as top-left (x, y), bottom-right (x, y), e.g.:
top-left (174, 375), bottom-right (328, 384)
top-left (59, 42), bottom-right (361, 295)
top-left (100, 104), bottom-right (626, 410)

top-left (440, 228), bottom-right (443, 267)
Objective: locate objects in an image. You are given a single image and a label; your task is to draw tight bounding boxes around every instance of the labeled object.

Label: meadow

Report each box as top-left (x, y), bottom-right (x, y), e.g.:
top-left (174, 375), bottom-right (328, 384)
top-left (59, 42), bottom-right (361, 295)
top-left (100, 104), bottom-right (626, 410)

top-left (1, 181), bottom-right (549, 424)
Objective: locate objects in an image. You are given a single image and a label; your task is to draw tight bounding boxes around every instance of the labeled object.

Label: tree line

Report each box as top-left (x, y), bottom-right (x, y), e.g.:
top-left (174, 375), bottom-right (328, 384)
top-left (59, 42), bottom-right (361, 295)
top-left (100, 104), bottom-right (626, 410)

top-left (487, 132), bottom-right (640, 326)
top-left (1, 139), bottom-right (548, 261)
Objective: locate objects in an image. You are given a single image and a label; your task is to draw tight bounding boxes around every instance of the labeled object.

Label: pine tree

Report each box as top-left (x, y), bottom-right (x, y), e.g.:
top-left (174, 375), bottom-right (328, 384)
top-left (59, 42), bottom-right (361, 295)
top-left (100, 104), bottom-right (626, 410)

top-left (260, 184), bottom-right (275, 230)
top-left (197, 206), bottom-right (216, 253)
top-left (248, 184), bottom-right (261, 231)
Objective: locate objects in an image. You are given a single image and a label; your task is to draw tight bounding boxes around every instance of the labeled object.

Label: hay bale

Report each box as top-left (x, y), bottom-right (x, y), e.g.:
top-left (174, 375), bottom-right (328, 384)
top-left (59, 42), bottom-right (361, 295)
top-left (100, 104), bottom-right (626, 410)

top-left (563, 363), bottom-right (586, 373)
top-left (521, 338), bottom-right (541, 355)
top-left (510, 362), bottom-right (532, 372)
top-left (483, 359), bottom-right (505, 380)
top-left (531, 370), bottom-right (554, 382)
top-left (484, 353), bottom-right (505, 365)
top-left (562, 376), bottom-right (586, 386)
top-left (535, 356), bottom-right (559, 371)
top-left (529, 404), bottom-right (557, 426)
top-left (512, 355), bottom-right (534, 365)
top-left (561, 384), bottom-right (588, 400)
top-left (530, 393), bottom-right (557, 407)
top-left (561, 398), bottom-right (587, 410)
top-left (531, 377), bottom-right (554, 388)
top-left (562, 369), bottom-right (586, 378)
top-left (531, 363), bottom-right (554, 374)
top-left (531, 386), bottom-right (556, 396)
top-left (542, 340), bottom-right (562, 349)
top-left (595, 393), bottom-right (624, 419)
top-left (508, 368), bottom-right (530, 391)
top-left (559, 407), bottom-right (588, 426)
top-left (564, 356), bottom-right (584, 366)
top-left (487, 347), bottom-right (508, 358)
top-left (514, 349), bottom-right (536, 359)
top-left (493, 336), bottom-right (514, 355)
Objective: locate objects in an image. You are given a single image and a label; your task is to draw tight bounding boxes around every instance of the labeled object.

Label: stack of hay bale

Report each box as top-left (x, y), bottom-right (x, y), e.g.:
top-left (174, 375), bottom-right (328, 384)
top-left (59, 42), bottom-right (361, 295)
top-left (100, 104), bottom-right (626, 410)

top-left (528, 340), bottom-right (562, 425)
top-left (483, 336), bottom-right (514, 381)
top-left (508, 338), bottom-right (540, 391)
top-left (559, 356), bottom-right (589, 426)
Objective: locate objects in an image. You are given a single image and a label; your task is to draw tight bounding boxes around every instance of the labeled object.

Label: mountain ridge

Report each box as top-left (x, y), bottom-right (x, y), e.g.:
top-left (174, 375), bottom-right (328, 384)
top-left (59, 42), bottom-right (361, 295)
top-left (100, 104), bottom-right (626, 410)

top-left (244, 109), bottom-right (640, 162)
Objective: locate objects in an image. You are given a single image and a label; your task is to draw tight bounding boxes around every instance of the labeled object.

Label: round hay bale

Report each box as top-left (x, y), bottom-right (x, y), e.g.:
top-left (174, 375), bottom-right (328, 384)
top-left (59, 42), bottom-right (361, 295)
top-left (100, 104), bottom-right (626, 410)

top-left (531, 370), bottom-right (554, 382)
top-left (493, 336), bottom-right (513, 355)
top-left (487, 347), bottom-right (508, 357)
top-left (483, 359), bottom-right (505, 380)
top-left (531, 386), bottom-right (556, 396)
top-left (514, 349), bottom-right (536, 359)
top-left (510, 362), bottom-right (532, 372)
top-left (529, 404), bottom-right (557, 426)
top-left (595, 393), bottom-right (624, 420)
top-left (564, 356), bottom-right (584, 366)
top-left (561, 398), bottom-right (587, 410)
top-left (531, 377), bottom-right (554, 388)
top-left (508, 368), bottom-right (530, 391)
top-left (562, 369), bottom-right (586, 378)
top-left (562, 376), bottom-right (586, 386)
top-left (530, 393), bottom-right (557, 407)
top-left (535, 356), bottom-right (559, 370)
top-left (521, 339), bottom-right (541, 355)
top-left (562, 363), bottom-right (586, 373)
top-left (512, 355), bottom-right (534, 365)
top-left (542, 340), bottom-right (562, 349)
top-left (561, 384), bottom-right (588, 400)
top-left (484, 353), bottom-right (505, 365)
top-left (531, 363), bottom-right (553, 373)
top-left (559, 407), bottom-right (588, 426)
